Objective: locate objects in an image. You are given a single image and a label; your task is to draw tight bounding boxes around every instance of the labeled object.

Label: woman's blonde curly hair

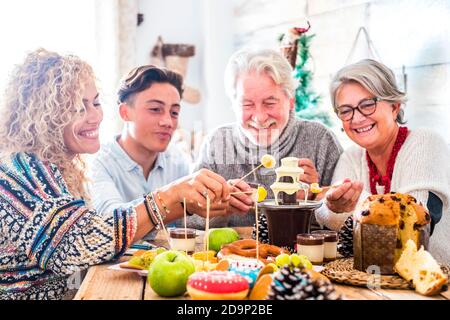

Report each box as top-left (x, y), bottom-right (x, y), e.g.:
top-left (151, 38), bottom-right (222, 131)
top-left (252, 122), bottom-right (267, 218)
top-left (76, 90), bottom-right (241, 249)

top-left (0, 48), bottom-right (96, 200)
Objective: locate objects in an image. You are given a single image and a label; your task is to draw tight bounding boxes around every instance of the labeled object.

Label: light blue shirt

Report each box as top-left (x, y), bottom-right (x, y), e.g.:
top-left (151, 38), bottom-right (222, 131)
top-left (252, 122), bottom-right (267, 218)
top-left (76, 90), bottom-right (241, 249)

top-left (89, 136), bottom-right (191, 232)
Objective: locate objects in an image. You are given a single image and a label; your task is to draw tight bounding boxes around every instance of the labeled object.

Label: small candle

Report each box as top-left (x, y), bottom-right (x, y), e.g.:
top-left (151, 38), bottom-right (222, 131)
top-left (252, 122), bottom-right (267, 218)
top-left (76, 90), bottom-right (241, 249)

top-left (312, 230), bottom-right (338, 262)
top-left (296, 233), bottom-right (324, 265)
top-left (169, 228), bottom-right (197, 254)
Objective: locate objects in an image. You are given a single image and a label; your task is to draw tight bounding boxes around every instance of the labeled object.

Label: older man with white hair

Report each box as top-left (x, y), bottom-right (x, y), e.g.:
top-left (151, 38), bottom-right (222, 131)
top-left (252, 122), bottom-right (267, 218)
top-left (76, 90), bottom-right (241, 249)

top-left (189, 48), bottom-right (343, 228)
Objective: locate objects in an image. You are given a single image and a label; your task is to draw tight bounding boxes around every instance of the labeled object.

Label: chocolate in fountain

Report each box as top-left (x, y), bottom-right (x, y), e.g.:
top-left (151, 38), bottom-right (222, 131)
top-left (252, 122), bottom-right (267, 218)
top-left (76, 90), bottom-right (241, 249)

top-left (279, 176), bottom-right (297, 204)
top-left (259, 157), bottom-right (322, 249)
top-left (259, 200), bottom-right (322, 250)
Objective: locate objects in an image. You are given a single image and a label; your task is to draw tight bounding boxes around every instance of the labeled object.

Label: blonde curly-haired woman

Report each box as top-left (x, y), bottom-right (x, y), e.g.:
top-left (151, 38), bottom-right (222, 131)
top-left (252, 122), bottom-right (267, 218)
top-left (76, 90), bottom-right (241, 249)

top-left (0, 48), bottom-right (231, 299)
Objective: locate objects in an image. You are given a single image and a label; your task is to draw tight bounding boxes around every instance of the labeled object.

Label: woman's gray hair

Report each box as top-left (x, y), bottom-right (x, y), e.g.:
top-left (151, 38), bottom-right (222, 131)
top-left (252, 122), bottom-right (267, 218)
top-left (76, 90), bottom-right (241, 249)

top-left (224, 47), bottom-right (297, 100)
top-left (330, 59), bottom-right (407, 124)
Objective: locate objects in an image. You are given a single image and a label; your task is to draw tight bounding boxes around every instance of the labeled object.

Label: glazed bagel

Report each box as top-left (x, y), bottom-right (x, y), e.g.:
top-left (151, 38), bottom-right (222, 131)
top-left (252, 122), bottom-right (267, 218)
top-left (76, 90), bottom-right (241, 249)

top-left (187, 271), bottom-right (249, 300)
top-left (219, 239), bottom-right (289, 264)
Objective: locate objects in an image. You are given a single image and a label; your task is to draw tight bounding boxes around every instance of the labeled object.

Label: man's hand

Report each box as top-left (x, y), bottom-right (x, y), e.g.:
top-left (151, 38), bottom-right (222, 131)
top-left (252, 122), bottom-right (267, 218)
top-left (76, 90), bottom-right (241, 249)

top-left (186, 179), bottom-right (254, 216)
top-left (296, 158), bottom-right (319, 200)
top-left (227, 179), bottom-right (253, 215)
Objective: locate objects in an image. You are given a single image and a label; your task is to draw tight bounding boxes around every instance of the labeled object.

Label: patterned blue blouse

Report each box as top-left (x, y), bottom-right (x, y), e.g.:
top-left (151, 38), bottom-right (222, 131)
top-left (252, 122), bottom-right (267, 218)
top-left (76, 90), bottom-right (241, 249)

top-left (0, 152), bottom-right (137, 299)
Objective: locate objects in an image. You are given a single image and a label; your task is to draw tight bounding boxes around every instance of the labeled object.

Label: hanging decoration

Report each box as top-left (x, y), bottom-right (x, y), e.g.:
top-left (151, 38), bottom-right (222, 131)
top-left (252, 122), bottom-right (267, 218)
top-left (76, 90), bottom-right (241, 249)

top-left (150, 36), bottom-right (201, 104)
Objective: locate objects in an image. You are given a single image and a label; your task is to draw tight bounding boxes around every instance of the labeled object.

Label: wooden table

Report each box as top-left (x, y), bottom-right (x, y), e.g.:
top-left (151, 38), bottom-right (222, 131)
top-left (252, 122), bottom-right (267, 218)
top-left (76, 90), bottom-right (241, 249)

top-left (74, 227), bottom-right (448, 300)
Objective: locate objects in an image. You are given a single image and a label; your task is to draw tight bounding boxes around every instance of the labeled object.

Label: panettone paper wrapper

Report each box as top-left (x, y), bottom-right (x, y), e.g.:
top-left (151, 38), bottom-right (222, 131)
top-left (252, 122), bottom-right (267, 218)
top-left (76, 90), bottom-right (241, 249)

top-left (354, 222), bottom-right (397, 274)
top-left (354, 221), bottom-right (430, 275)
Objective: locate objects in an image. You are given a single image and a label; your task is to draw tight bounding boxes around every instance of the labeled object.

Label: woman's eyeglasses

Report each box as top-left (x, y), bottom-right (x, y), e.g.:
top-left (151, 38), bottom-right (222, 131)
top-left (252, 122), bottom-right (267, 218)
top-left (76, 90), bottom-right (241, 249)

top-left (336, 97), bottom-right (380, 121)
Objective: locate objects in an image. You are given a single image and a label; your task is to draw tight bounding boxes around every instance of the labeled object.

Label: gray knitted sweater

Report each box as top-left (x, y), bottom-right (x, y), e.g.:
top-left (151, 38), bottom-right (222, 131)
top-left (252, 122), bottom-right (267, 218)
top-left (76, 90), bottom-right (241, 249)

top-left (187, 114), bottom-right (343, 229)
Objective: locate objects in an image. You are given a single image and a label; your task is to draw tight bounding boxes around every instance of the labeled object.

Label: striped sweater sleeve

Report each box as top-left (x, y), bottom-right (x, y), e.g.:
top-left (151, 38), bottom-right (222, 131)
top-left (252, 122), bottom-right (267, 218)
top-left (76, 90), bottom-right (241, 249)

top-left (25, 197), bottom-right (137, 275)
top-left (0, 152), bottom-right (137, 276)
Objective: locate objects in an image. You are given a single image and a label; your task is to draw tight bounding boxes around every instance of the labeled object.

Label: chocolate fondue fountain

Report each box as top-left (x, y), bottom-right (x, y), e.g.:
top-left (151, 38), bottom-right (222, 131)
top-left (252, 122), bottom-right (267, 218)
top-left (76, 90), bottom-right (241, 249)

top-left (258, 157), bottom-right (322, 250)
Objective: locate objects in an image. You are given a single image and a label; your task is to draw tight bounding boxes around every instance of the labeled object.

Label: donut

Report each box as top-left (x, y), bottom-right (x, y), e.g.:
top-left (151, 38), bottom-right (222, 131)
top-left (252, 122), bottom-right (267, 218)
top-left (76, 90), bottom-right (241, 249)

top-left (187, 271), bottom-right (249, 300)
top-left (218, 239), bottom-right (289, 264)
top-left (221, 239), bottom-right (261, 257)
top-left (228, 260), bottom-right (263, 288)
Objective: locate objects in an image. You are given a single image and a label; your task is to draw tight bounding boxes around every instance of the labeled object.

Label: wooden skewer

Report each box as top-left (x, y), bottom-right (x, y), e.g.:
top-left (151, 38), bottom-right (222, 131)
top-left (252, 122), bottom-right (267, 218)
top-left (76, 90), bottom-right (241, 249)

top-left (205, 194), bottom-right (210, 264)
top-left (155, 207), bottom-right (171, 250)
top-left (183, 197), bottom-right (187, 255)
top-left (309, 184), bottom-right (340, 197)
top-left (309, 184), bottom-right (341, 200)
top-left (310, 185), bottom-right (332, 193)
top-left (255, 201), bottom-right (259, 263)
top-left (232, 163), bottom-right (263, 186)
top-left (230, 190), bottom-right (254, 195)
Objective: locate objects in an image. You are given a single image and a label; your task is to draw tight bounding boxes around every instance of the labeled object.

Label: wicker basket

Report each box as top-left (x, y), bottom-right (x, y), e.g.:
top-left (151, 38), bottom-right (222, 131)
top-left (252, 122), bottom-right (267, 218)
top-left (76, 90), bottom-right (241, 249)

top-left (321, 258), bottom-right (450, 290)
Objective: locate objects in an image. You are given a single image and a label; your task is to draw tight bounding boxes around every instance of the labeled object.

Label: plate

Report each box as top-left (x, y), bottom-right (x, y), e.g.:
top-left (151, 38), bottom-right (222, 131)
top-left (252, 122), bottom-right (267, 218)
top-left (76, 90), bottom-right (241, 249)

top-left (258, 199), bottom-right (323, 210)
top-left (108, 260), bottom-right (324, 277)
top-left (108, 262), bottom-right (148, 277)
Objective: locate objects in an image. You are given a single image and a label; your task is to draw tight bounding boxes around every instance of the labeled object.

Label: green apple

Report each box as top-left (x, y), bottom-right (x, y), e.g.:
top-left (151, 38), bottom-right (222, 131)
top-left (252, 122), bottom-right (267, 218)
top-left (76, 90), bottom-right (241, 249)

top-left (147, 250), bottom-right (195, 297)
top-left (156, 247), bottom-right (167, 255)
top-left (207, 228), bottom-right (239, 253)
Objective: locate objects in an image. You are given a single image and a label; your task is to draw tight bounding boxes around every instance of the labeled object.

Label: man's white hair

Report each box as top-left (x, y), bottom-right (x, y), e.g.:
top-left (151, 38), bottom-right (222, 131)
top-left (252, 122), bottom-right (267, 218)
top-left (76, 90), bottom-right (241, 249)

top-left (224, 47), bottom-right (296, 101)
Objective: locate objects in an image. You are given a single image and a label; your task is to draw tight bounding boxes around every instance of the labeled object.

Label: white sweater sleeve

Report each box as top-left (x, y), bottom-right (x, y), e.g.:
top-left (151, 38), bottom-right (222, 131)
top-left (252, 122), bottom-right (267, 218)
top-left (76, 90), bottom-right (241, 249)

top-left (315, 204), bottom-right (351, 231)
top-left (393, 129), bottom-right (450, 215)
top-left (393, 129), bottom-right (450, 263)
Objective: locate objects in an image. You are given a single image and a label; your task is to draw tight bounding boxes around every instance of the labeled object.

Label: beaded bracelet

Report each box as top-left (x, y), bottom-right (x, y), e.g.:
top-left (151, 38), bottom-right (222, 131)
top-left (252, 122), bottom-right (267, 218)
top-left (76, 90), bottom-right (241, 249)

top-left (143, 194), bottom-right (158, 227)
top-left (156, 191), bottom-right (171, 215)
top-left (144, 193), bottom-right (163, 230)
top-left (146, 192), bottom-right (167, 224)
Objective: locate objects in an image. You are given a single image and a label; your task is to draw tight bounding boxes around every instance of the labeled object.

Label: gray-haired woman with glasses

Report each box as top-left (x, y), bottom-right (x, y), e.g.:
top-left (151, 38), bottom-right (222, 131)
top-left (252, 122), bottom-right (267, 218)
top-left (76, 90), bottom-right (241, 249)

top-left (315, 59), bottom-right (450, 264)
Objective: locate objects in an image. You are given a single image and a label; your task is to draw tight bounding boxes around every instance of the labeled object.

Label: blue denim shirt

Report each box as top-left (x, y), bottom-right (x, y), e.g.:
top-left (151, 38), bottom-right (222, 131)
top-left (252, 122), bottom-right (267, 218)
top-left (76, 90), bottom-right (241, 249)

top-left (89, 136), bottom-right (191, 237)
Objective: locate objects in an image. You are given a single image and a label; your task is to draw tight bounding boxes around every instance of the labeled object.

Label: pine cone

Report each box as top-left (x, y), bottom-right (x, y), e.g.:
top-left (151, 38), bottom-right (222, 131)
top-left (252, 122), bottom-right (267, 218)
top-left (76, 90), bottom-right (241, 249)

top-left (337, 216), bottom-right (354, 257)
top-left (252, 213), bottom-right (270, 244)
top-left (267, 266), bottom-right (306, 300)
top-left (268, 266), bottom-right (342, 300)
top-left (281, 246), bottom-right (295, 254)
top-left (292, 277), bottom-right (342, 300)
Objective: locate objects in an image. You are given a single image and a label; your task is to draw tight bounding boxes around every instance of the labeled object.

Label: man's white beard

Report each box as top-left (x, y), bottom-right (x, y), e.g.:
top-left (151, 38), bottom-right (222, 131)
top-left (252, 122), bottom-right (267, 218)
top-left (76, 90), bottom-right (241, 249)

top-left (242, 126), bottom-right (282, 147)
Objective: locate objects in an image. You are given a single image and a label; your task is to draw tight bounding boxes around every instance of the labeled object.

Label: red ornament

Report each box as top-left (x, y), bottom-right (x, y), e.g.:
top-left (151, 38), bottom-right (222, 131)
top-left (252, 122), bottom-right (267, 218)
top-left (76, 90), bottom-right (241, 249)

top-left (366, 126), bottom-right (408, 194)
top-left (293, 21), bottom-right (311, 35)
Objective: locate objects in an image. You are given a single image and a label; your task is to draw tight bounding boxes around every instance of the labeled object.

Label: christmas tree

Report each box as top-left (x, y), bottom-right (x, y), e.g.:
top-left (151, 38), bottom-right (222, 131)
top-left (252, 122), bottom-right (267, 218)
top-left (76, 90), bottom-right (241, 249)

top-left (279, 24), bottom-right (333, 127)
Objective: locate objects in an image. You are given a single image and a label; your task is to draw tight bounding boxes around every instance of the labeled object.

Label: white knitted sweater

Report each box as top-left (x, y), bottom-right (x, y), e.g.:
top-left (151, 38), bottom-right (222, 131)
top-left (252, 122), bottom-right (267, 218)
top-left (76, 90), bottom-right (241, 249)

top-left (315, 128), bottom-right (450, 264)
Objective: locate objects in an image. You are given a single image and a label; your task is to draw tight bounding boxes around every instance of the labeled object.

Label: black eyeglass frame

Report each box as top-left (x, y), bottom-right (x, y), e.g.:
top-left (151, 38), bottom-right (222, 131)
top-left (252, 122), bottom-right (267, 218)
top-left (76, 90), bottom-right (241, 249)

top-left (336, 97), bottom-right (381, 121)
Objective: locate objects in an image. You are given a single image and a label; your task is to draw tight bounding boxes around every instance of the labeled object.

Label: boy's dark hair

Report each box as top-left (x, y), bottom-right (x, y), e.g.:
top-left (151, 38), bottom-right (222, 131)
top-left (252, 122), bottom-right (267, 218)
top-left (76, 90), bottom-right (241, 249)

top-left (117, 65), bottom-right (183, 105)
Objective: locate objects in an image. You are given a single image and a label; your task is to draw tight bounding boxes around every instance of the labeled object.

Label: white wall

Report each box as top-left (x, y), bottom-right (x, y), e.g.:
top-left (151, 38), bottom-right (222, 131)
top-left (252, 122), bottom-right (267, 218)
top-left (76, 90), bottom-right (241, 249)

top-left (135, 0), bottom-right (236, 136)
top-left (136, 0), bottom-right (204, 132)
top-left (0, 0), bottom-right (97, 90)
top-left (201, 0), bottom-right (236, 131)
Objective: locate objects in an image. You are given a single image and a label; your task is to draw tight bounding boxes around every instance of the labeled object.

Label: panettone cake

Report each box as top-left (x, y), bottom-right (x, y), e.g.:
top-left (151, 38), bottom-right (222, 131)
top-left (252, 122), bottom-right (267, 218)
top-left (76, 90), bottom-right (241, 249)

top-left (353, 192), bottom-right (431, 274)
top-left (394, 240), bottom-right (447, 295)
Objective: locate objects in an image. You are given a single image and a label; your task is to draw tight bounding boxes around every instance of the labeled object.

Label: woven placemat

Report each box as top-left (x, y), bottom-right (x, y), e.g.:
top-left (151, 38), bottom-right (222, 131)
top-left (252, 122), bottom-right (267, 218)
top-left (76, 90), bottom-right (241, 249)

top-left (321, 258), bottom-right (450, 290)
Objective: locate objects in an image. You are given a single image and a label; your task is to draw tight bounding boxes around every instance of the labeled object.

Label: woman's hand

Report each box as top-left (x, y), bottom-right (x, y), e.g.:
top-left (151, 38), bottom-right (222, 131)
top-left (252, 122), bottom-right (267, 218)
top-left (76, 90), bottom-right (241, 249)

top-left (159, 169), bottom-right (230, 216)
top-left (325, 178), bottom-right (364, 213)
top-left (297, 158), bottom-right (319, 200)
